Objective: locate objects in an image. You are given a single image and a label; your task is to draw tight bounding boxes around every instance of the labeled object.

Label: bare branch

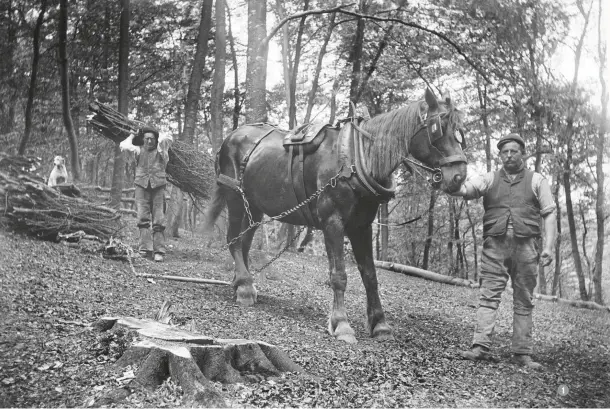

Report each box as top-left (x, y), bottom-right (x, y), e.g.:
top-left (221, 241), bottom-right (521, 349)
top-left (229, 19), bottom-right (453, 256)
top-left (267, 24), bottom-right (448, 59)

top-left (261, 3), bottom-right (356, 48)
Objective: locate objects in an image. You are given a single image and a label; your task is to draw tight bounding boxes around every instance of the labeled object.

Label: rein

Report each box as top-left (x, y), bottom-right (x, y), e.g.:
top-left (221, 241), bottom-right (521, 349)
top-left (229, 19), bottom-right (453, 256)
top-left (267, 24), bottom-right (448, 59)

top-left (403, 109), bottom-right (467, 183)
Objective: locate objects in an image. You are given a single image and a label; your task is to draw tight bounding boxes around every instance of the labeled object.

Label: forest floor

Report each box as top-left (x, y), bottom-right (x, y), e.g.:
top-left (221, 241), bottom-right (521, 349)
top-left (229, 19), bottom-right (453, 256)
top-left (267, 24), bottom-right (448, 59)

top-left (1, 227), bottom-right (609, 408)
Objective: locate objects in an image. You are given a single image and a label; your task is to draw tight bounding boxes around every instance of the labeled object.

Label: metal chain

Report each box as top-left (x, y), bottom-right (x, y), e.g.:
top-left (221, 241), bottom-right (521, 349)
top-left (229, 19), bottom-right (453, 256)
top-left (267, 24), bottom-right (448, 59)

top-left (207, 165), bottom-right (352, 272)
top-left (252, 226), bottom-right (305, 274)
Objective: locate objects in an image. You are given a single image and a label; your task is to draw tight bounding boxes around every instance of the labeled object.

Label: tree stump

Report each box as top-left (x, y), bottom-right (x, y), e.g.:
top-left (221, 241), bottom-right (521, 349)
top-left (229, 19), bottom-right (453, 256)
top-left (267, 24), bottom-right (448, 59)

top-left (92, 316), bottom-right (303, 407)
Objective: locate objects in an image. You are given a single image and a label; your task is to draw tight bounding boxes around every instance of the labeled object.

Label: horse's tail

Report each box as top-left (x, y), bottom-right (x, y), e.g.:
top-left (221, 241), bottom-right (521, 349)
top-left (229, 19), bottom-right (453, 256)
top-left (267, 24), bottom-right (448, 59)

top-left (201, 183), bottom-right (226, 234)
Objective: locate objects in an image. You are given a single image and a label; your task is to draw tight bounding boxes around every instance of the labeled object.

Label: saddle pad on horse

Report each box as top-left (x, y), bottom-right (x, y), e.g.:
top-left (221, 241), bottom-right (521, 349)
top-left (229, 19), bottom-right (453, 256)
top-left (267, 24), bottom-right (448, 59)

top-left (283, 122), bottom-right (330, 155)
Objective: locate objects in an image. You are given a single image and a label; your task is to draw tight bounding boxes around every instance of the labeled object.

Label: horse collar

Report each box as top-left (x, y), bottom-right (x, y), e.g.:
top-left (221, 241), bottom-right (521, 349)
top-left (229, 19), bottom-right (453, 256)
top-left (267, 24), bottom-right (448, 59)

top-left (349, 124), bottom-right (395, 201)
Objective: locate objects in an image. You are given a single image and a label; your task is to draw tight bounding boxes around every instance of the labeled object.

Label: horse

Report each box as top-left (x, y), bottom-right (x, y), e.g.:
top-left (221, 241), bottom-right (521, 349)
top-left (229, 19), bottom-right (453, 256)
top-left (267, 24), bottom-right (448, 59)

top-left (203, 88), bottom-right (467, 344)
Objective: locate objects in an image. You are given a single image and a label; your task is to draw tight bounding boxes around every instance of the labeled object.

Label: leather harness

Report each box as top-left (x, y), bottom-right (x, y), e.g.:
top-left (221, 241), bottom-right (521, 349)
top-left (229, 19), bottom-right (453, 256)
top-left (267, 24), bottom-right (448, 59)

top-left (216, 110), bottom-right (466, 225)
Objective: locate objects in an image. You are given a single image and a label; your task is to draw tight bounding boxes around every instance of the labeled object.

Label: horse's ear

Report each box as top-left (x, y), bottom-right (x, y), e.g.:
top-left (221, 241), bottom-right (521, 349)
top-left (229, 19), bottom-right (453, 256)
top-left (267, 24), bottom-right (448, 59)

top-left (425, 88), bottom-right (439, 111)
top-left (442, 90), bottom-right (452, 106)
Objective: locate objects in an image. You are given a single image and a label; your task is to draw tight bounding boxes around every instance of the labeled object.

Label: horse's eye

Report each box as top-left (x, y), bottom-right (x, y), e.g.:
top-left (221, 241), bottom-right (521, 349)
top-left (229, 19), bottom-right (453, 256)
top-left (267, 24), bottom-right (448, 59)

top-left (455, 129), bottom-right (464, 144)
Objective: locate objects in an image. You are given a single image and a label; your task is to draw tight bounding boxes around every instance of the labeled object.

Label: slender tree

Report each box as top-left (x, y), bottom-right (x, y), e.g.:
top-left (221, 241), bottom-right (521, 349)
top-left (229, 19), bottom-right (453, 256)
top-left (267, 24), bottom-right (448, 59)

top-left (244, 0), bottom-right (268, 123)
top-left (593, 0), bottom-right (607, 304)
top-left (563, 0), bottom-right (594, 301)
top-left (167, 0), bottom-right (213, 237)
top-left (210, 0), bottom-right (226, 152)
top-left (109, 0), bottom-right (130, 208)
top-left (57, 0), bottom-right (81, 181)
top-left (18, 0), bottom-right (47, 155)
top-left (304, 12), bottom-right (336, 123)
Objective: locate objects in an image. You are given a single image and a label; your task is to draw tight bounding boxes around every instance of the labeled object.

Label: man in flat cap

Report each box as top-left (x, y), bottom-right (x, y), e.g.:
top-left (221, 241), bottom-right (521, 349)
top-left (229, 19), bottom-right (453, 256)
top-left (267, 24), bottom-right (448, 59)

top-left (120, 126), bottom-right (173, 262)
top-left (450, 132), bottom-right (556, 369)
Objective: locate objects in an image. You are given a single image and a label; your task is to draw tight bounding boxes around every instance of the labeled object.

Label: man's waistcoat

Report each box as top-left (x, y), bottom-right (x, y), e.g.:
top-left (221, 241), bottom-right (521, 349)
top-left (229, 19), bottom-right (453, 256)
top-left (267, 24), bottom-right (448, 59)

top-left (483, 168), bottom-right (541, 238)
top-left (135, 148), bottom-right (167, 189)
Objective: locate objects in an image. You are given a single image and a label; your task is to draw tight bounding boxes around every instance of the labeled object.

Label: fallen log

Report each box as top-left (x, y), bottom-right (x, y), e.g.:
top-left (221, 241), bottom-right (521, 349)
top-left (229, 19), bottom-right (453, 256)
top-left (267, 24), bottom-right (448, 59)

top-left (375, 260), bottom-right (610, 313)
top-left (92, 316), bottom-right (303, 407)
top-left (374, 260), bottom-right (479, 288)
top-left (531, 293), bottom-right (610, 312)
top-left (136, 273), bottom-right (231, 286)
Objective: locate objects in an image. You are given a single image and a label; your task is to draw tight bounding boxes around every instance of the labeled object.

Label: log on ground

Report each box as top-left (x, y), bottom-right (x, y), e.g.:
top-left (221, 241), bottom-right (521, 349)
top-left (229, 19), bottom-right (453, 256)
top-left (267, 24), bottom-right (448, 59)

top-left (374, 260), bottom-right (479, 288)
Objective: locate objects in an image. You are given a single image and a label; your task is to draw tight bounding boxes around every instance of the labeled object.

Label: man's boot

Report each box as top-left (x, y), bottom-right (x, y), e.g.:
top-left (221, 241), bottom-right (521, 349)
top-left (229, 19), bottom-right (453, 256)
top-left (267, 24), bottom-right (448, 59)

top-left (152, 230), bottom-right (166, 262)
top-left (460, 345), bottom-right (494, 361)
top-left (511, 312), bottom-right (543, 370)
top-left (139, 228), bottom-right (153, 258)
top-left (511, 354), bottom-right (543, 370)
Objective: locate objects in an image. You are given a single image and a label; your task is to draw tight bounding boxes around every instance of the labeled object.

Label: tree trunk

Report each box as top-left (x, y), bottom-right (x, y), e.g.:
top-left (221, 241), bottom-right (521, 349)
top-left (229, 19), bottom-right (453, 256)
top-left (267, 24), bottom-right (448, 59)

top-left (422, 189), bottom-right (437, 270)
top-left (347, 0), bottom-right (367, 115)
top-left (166, 0), bottom-right (213, 237)
top-left (465, 203), bottom-right (478, 282)
top-left (447, 198), bottom-right (456, 275)
top-left (304, 12), bottom-right (336, 123)
top-left (379, 203), bottom-right (389, 261)
top-left (551, 172), bottom-right (563, 296)
top-left (182, 0), bottom-right (212, 145)
top-left (93, 316), bottom-right (302, 407)
top-left (561, 0), bottom-right (593, 301)
top-left (592, 0), bottom-right (607, 305)
top-left (276, 0), bottom-right (292, 121)
top-left (18, 0), bottom-right (47, 155)
top-left (356, 25), bottom-right (393, 103)
top-left (58, 0), bottom-right (81, 182)
top-left (564, 143), bottom-right (589, 301)
top-left (109, 0), bottom-right (130, 208)
top-left (210, 0), bottom-right (226, 153)
top-left (475, 75), bottom-right (492, 172)
top-left (226, 4), bottom-right (240, 130)
top-left (287, 0), bottom-right (309, 128)
top-left (1, 0), bottom-right (18, 135)
top-left (244, 0), bottom-right (268, 123)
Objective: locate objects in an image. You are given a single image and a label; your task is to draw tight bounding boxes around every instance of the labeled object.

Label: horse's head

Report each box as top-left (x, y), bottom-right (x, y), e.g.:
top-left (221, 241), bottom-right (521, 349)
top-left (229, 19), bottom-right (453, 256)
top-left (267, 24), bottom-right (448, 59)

top-left (409, 89), bottom-right (467, 194)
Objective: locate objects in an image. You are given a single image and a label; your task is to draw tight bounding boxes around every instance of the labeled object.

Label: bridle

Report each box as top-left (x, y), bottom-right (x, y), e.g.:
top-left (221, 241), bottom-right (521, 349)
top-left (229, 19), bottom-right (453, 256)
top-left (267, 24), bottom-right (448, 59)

top-left (404, 107), bottom-right (467, 183)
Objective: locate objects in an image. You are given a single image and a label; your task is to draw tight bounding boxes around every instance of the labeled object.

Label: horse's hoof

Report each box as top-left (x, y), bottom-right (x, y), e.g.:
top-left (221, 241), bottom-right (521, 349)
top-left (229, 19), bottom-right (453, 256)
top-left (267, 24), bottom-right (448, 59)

top-left (336, 333), bottom-right (358, 344)
top-left (330, 321), bottom-right (357, 344)
top-left (372, 323), bottom-right (394, 340)
top-left (235, 286), bottom-right (257, 306)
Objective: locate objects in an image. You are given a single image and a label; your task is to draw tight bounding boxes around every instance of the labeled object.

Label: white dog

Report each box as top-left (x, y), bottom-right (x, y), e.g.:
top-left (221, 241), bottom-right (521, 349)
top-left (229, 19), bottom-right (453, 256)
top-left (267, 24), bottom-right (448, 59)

top-left (47, 156), bottom-right (69, 187)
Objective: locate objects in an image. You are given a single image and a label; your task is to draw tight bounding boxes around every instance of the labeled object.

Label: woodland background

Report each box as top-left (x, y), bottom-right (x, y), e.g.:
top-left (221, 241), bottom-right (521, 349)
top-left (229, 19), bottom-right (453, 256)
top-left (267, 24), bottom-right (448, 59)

top-left (1, 0), bottom-right (608, 305)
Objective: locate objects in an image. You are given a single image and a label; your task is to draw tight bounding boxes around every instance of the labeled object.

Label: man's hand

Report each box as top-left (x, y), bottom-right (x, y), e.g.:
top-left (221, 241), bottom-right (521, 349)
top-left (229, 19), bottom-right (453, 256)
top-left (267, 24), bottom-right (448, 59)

top-left (157, 134), bottom-right (173, 165)
top-left (540, 249), bottom-right (553, 267)
top-left (119, 133), bottom-right (140, 155)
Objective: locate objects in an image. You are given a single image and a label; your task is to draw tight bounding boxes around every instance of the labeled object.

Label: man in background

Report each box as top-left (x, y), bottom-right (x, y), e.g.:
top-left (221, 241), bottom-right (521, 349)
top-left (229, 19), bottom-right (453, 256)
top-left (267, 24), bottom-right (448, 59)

top-left (450, 133), bottom-right (556, 370)
top-left (121, 126), bottom-right (173, 262)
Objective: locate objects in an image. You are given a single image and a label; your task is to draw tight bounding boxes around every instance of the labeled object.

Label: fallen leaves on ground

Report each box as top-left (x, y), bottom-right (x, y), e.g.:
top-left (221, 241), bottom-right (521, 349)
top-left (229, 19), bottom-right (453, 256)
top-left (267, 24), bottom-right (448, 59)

top-left (1, 229), bottom-right (609, 408)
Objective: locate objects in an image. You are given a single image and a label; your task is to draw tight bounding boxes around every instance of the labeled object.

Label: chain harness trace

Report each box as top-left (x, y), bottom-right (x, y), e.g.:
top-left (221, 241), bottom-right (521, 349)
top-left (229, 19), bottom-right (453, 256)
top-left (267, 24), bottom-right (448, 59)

top-left (202, 164), bottom-right (353, 276)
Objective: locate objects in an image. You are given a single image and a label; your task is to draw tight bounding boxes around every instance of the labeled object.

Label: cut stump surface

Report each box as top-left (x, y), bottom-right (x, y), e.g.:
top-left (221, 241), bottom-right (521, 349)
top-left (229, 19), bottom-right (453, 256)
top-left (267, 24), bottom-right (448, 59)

top-left (93, 316), bottom-right (303, 407)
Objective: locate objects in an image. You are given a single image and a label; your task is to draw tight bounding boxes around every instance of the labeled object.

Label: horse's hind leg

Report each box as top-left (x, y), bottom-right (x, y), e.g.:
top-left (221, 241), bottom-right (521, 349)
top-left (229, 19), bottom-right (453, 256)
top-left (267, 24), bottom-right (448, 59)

top-left (346, 224), bottom-right (393, 340)
top-left (241, 206), bottom-right (263, 273)
top-left (226, 190), bottom-right (257, 306)
top-left (323, 217), bottom-right (357, 344)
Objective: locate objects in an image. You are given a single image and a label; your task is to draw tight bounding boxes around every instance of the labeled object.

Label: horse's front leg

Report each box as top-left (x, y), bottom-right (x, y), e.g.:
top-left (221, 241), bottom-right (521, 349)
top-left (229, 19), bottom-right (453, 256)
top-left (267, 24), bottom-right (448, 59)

top-left (323, 217), bottom-right (357, 344)
top-left (347, 224), bottom-right (393, 340)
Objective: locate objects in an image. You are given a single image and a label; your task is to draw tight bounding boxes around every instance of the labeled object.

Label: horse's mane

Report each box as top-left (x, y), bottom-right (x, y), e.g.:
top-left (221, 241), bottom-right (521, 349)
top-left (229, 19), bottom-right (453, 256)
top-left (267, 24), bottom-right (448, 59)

top-left (360, 100), bottom-right (461, 181)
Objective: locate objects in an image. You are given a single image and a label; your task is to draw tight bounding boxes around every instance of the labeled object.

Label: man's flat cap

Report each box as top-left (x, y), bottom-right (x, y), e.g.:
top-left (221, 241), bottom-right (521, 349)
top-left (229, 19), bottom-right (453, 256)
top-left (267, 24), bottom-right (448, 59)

top-left (497, 133), bottom-right (525, 149)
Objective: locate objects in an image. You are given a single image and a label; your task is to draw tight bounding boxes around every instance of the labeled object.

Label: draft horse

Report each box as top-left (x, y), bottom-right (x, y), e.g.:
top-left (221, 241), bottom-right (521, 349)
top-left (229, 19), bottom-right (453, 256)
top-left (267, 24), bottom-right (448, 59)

top-left (204, 88), bottom-right (467, 343)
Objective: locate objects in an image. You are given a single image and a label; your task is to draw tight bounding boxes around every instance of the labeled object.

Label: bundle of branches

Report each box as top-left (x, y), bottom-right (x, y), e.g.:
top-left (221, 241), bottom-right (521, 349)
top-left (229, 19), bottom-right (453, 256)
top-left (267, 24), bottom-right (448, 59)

top-left (0, 153), bottom-right (124, 240)
top-left (88, 101), bottom-right (215, 200)
top-left (88, 101), bottom-right (144, 143)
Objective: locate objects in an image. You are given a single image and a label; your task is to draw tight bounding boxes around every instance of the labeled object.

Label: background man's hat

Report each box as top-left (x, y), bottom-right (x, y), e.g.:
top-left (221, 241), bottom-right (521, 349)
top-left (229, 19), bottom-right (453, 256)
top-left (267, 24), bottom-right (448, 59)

top-left (497, 133), bottom-right (525, 150)
top-left (132, 125), bottom-right (159, 146)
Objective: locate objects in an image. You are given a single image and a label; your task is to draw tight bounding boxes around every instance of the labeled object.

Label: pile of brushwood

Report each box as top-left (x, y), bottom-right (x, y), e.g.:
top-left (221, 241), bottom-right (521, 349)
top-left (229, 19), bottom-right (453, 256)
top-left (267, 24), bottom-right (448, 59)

top-left (0, 153), bottom-right (124, 241)
top-left (88, 101), bottom-right (215, 201)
